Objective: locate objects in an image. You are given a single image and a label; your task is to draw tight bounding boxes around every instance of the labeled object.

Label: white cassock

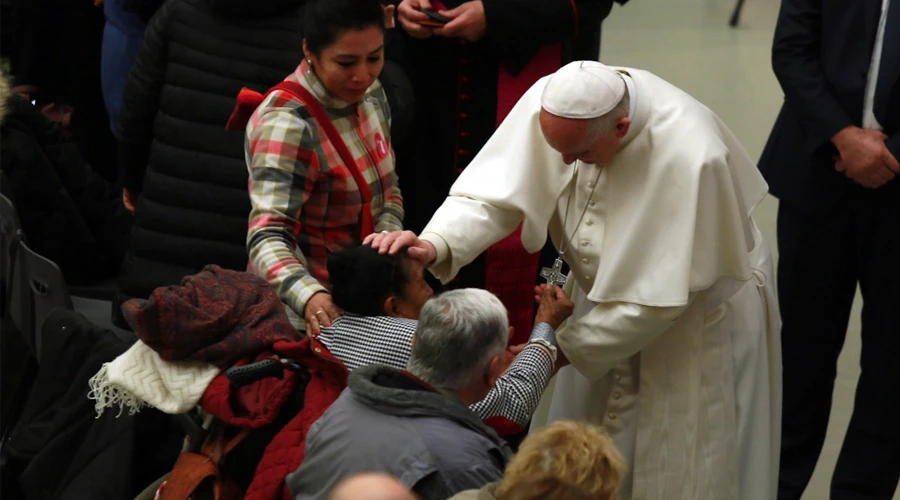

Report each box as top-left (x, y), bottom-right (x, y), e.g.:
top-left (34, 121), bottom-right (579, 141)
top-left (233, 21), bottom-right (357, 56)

top-left (419, 66), bottom-right (782, 500)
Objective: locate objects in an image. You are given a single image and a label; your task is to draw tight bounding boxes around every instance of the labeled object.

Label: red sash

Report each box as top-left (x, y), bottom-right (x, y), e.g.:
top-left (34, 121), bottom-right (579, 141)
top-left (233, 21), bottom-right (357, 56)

top-left (487, 45), bottom-right (562, 345)
top-left (227, 81), bottom-right (376, 240)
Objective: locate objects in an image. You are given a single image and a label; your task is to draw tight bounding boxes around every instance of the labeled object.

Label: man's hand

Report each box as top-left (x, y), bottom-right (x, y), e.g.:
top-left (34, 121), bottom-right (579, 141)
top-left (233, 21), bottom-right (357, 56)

top-left (507, 342), bottom-right (526, 356)
top-left (363, 230), bottom-right (437, 264)
top-left (304, 292), bottom-right (342, 337)
top-left (123, 188), bottom-right (139, 215)
top-left (503, 342), bottom-right (526, 370)
top-left (434, 1), bottom-right (486, 42)
top-left (832, 126), bottom-right (899, 188)
top-left (534, 284), bottom-right (574, 330)
top-left (397, 0), bottom-right (435, 39)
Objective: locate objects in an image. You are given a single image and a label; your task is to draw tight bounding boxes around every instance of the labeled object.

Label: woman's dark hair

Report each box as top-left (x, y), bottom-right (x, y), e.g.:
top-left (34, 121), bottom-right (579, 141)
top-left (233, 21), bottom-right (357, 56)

top-left (304, 0), bottom-right (386, 56)
top-left (328, 245), bottom-right (410, 316)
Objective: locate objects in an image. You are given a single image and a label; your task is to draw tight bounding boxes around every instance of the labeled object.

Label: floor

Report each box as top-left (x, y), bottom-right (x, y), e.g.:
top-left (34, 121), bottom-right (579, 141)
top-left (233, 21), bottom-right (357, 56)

top-left (597, 1), bottom-right (896, 498)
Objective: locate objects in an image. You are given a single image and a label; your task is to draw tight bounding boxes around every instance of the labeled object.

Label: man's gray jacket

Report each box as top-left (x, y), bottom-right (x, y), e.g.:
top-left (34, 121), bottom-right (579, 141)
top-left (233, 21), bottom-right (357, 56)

top-left (286, 365), bottom-right (512, 499)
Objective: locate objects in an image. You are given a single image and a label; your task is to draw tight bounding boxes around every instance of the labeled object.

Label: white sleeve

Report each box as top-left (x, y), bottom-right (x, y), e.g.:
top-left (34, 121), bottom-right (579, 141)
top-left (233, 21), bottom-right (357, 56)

top-left (420, 197), bottom-right (523, 284)
top-left (558, 293), bottom-right (697, 380)
top-left (418, 78), bottom-right (570, 283)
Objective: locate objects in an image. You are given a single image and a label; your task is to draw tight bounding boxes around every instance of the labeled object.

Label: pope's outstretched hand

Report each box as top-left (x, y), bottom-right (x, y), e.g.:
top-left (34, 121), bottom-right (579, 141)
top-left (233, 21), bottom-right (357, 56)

top-left (363, 230), bottom-right (437, 264)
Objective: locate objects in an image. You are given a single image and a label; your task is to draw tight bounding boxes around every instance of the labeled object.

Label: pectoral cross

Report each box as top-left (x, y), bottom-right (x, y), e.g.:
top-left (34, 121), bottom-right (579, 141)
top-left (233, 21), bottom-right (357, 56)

top-left (540, 257), bottom-right (568, 287)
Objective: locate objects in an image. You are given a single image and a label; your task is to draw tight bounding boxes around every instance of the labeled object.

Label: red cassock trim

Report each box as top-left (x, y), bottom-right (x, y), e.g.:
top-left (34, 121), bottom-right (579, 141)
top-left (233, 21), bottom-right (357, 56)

top-left (488, 45), bottom-right (563, 345)
top-left (569, 0), bottom-right (580, 35)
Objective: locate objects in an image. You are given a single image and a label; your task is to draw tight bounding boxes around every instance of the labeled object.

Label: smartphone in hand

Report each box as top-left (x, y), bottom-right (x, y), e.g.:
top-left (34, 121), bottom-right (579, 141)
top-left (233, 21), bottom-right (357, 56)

top-left (417, 7), bottom-right (451, 27)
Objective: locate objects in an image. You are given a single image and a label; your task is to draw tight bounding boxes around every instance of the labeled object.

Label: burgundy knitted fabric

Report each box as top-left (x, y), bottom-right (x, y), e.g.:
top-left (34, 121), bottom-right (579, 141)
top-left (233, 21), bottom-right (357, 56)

top-left (122, 265), bottom-right (299, 369)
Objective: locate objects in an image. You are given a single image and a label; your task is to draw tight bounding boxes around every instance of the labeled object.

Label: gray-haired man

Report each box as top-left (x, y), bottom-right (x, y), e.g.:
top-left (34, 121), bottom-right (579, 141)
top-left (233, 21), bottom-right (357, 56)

top-left (286, 288), bottom-right (564, 500)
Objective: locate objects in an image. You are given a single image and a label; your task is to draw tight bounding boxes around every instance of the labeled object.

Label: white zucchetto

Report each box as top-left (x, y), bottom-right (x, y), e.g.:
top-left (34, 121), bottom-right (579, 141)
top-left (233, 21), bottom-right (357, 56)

top-left (540, 61), bottom-right (626, 119)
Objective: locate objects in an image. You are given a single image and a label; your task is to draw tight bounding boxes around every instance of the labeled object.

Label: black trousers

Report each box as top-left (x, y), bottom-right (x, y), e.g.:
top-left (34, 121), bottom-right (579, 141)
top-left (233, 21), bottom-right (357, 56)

top-left (776, 186), bottom-right (900, 500)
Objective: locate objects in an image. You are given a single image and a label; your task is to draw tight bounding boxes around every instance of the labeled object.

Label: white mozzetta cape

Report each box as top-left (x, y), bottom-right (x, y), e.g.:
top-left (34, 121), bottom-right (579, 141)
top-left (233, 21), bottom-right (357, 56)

top-left (421, 68), bottom-right (780, 500)
top-left (423, 68), bottom-right (768, 307)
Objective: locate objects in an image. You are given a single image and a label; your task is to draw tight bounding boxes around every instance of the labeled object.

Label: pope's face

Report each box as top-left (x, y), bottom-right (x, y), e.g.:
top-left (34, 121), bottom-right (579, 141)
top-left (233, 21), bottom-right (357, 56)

top-left (539, 109), bottom-right (630, 166)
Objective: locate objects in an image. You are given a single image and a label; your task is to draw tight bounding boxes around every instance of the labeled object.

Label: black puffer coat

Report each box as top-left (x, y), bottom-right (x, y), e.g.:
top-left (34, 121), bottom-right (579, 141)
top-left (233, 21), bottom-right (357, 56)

top-left (115, 0), bottom-right (413, 326)
top-left (0, 91), bottom-right (131, 285)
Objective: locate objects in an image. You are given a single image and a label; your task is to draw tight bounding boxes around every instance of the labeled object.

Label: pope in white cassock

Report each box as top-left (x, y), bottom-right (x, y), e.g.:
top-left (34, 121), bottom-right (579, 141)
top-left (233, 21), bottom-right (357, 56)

top-left (369, 61), bottom-right (782, 500)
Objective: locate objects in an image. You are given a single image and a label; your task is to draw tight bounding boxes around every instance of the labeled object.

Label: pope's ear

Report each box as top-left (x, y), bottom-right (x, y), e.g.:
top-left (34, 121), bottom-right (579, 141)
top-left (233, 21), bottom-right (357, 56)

top-left (615, 116), bottom-right (631, 138)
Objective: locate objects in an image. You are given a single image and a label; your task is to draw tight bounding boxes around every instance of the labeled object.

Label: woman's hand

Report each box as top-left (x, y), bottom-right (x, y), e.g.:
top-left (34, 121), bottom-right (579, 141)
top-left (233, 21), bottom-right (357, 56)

top-left (123, 188), bottom-right (139, 215)
top-left (305, 292), bottom-right (342, 337)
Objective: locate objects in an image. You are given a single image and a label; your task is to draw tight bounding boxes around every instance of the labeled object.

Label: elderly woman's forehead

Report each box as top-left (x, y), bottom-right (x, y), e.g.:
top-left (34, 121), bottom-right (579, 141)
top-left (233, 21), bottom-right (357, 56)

top-left (400, 254), bottom-right (425, 273)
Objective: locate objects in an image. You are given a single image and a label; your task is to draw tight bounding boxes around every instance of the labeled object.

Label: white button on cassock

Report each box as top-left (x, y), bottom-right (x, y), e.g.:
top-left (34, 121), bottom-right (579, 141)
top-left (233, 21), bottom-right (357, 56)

top-left (585, 220), bottom-right (594, 226)
top-left (582, 257), bottom-right (590, 263)
top-left (580, 240), bottom-right (590, 247)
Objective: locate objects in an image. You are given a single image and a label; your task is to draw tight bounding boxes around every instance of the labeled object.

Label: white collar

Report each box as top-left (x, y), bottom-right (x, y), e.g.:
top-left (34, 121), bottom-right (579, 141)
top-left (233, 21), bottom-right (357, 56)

top-left (617, 69), bottom-right (649, 148)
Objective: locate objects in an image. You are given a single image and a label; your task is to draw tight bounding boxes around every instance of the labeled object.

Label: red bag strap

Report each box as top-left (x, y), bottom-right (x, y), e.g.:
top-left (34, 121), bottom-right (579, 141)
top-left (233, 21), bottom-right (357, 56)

top-left (271, 81), bottom-right (375, 239)
top-left (162, 427), bottom-right (250, 500)
top-left (226, 81), bottom-right (376, 239)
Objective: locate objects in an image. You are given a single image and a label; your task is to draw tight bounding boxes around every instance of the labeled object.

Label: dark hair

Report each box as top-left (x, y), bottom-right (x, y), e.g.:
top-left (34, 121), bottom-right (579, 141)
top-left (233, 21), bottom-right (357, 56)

top-left (304, 0), bottom-right (386, 56)
top-left (327, 245), bottom-right (410, 316)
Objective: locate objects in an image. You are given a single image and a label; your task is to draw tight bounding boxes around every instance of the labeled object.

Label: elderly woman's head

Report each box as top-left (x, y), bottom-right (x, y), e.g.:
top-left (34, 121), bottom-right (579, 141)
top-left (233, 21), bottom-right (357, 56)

top-left (327, 245), bottom-right (433, 319)
top-left (302, 0), bottom-right (394, 104)
top-left (496, 421), bottom-right (625, 500)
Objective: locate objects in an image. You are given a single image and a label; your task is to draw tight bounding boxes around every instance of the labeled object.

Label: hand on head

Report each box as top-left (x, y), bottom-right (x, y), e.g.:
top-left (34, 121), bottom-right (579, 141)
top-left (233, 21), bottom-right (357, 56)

top-left (363, 230), bottom-right (437, 264)
top-left (832, 126), bottom-right (899, 189)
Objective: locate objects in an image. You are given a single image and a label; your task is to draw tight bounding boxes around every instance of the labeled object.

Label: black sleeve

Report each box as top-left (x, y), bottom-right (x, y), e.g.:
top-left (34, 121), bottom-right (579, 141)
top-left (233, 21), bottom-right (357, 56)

top-left (381, 28), bottom-right (415, 145)
top-left (117, 0), bottom-right (174, 194)
top-left (771, 0), bottom-right (853, 153)
top-left (380, 60), bottom-right (415, 146)
top-left (887, 133), bottom-right (900, 163)
top-left (118, 0), bottom-right (165, 23)
top-left (482, 0), bottom-right (615, 74)
top-left (2, 96), bottom-right (128, 283)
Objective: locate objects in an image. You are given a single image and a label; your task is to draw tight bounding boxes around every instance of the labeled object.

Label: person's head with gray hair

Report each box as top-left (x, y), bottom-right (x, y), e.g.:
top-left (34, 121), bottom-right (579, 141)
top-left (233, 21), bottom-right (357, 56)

top-left (406, 288), bottom-right (510, 405)
top-left (539, 60), bottom-right (632, 167)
